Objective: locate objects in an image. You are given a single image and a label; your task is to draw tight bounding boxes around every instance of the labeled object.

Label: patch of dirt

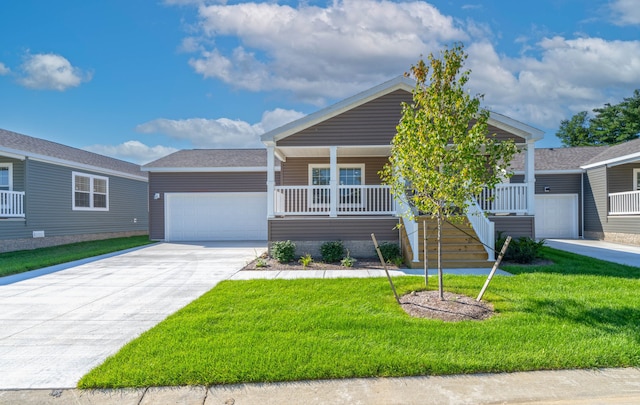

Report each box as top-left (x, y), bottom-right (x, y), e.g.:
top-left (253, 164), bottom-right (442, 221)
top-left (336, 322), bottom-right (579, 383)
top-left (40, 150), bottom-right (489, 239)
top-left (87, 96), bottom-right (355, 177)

top-left (400, 290), bottom-right (494, 322)
top-left (241, 256), bottom-right (400, 271)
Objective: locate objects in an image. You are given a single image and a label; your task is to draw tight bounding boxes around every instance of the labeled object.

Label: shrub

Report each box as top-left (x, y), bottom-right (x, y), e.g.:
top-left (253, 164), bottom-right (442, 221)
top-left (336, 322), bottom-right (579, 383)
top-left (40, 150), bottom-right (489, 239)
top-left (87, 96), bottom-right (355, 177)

top-left (320, 241), bottom-right (345, 263)
top-left (377, 242), bottom-right (401, 263)
top-left (496, 232), bottom-right (545, 264)
top-left (272, 240), bottom-right (296, 263)
top-left (341, 251), bottom-right (356, 268)
top-left (298, 253), bottom-right (313, 268)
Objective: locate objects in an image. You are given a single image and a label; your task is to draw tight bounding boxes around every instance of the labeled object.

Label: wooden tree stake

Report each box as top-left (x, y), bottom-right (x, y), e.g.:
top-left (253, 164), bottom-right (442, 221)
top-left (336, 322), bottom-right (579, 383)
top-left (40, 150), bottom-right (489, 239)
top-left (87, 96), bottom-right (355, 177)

top-left (371, 233), bottom-right (400, 304)
top-left (477, 235), bottom-right (512, 302)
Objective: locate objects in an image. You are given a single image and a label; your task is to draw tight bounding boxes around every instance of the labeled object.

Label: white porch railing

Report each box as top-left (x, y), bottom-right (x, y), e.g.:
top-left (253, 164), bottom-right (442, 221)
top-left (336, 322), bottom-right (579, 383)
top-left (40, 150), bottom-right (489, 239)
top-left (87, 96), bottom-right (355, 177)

top-left (273, 185), bottom-right (395, 216)
top-left (466, 199), bottom-right (495, 261)
top-left (477, 183), bottom-right (528, 214)
top-left (0, 190), bottom-right (25, 218)
top-left (609, 190), bottom-right (640, 215)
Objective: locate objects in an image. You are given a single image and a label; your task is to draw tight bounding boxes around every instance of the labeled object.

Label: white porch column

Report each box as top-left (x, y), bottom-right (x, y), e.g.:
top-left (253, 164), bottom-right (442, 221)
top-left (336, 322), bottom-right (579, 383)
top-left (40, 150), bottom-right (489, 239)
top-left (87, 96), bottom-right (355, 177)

top-left (525, 140), bottom-right (536, 215)
top-left (329, 146), bottom-right (338, 217)
top-left (266, 145), bottom-right (275, 218)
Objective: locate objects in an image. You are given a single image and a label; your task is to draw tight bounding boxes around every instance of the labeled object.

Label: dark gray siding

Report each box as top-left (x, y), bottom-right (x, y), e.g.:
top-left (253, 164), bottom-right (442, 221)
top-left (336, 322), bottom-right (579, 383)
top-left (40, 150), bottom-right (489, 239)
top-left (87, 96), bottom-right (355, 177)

top-left (268, 217), bottom-right (399, 241)
top-left (281, 157), bottom-right (388, 186)
top-left (489, 216), bottom-right (535, 239)
top-left (278, 90), bottom-right (412, 147)
top-left (1, 159), bottom-right (148, 240)
top-left (149, 171), bottom-right (268, 240)
top-left (583, 167), bottom-right (607, 235)
top-left (608, 163), bottom-right (640, 193)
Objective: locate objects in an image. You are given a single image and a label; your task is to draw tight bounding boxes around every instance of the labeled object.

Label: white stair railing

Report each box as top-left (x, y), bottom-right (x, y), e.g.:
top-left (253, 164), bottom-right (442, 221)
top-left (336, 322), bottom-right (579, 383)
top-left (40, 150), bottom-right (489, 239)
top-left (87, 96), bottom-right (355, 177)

top-left (0, 190), bottom-right (25, 218)
top-left (466, 198), bottom-right (495, 261)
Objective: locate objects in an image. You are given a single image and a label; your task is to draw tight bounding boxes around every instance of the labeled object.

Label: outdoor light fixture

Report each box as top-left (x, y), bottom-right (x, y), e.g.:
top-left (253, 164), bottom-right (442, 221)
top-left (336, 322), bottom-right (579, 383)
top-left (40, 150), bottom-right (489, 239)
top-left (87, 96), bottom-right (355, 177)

top-left (154, 193), bottom-right (160, 200)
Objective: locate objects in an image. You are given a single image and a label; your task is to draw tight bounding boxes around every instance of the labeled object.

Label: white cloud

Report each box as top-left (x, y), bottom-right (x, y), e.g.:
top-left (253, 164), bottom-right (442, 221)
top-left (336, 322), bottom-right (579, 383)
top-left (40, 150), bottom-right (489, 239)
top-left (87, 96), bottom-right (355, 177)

top-left (183, 0), bottom-right (467, 102)
top-left (0, 62), bottom-right (9, 75)
top-left (84, 141), bottom-right (178, 165)
top-left (135, 108), bottom-right (305, 149)
top-left (18, 53), bottom-right (91, 91)
top-left (465, 37), bottom-right (640, 130)
top-left (610, 0), bottom-right (640, 25)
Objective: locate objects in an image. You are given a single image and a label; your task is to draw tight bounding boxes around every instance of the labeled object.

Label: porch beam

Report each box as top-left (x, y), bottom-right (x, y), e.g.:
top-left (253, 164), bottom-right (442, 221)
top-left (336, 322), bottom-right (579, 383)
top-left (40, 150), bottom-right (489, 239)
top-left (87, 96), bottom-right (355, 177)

top-left (329, 146), bottom-right (338, 217)
top-left (525, 140), bottom-right (535, 216)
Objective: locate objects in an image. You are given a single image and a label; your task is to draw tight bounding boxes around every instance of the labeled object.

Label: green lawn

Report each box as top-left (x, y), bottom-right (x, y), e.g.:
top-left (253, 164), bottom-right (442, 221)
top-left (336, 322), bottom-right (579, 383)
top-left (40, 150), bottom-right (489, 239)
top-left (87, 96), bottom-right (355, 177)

top-left (78, 247), bottom-right (640, 388)
top-left (0, 235), bottom-right (154, 278)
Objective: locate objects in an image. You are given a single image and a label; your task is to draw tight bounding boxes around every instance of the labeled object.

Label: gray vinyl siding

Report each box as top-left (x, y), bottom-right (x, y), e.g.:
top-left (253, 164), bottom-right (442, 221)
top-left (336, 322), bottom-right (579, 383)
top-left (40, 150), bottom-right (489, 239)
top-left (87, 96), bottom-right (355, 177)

top-left (489, 215), bottom-right (535, 239)
top-left (148, 171), bottom-right (268, 240)
top-left (281, 157), bottom-right (388, 186)
top-left (278, 90), bottom-right (412, 147)
top-left (608, 163), bottom-right (640, 193)
top-left (583, 167), bottom-right (606, 234)
top-left (268, 217), bottom-right (399, 241)
top-left (1, 159), bottom-right (148, 240)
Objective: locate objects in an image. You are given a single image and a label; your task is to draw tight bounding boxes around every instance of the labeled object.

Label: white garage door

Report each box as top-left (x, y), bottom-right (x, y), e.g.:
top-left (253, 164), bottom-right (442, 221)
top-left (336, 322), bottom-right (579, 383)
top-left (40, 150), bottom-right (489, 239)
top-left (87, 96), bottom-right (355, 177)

top-left (165, 192), bottom-right (267, 241)
top-left (535, 194), bottom-right (578, 239)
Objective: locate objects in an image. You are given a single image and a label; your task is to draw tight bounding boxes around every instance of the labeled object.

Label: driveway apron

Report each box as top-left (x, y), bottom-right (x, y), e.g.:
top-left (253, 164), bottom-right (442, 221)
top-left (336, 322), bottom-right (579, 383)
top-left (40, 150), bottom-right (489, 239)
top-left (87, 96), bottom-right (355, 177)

top-left (0, 241), bottom-right (265, 389)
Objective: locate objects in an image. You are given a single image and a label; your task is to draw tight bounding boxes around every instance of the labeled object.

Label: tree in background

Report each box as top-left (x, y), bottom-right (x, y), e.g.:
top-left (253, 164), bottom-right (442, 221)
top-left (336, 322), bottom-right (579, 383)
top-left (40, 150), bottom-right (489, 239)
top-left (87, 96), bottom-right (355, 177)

top-left (381, 43), bottom-right (517, 299)
top-left (557, 89), bottom-right (640, 146)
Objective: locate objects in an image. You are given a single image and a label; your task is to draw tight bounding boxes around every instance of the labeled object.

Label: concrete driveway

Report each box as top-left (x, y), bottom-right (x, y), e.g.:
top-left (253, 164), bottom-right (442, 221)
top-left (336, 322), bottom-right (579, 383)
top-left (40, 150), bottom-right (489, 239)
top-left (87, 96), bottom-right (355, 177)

top-left (545, 239), bottom-right (640, 267)
top-left (0, 241), bottom-right (265, 389)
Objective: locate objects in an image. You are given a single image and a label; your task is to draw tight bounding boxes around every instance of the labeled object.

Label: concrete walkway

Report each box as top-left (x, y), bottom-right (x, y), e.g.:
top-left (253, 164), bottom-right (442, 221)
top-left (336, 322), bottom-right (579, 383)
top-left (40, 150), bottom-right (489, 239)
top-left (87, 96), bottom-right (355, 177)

top-left (1, 368), bottom-right (639, 404)
top-left (546, 239), bottom-right (640, 267)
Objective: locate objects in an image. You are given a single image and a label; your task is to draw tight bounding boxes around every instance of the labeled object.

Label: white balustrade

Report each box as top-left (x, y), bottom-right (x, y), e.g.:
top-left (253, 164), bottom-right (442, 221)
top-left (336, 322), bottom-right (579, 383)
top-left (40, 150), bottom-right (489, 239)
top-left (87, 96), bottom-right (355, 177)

top-left (466, 198), bottom-right (495, 261)
top-left (0, 190), bottom-right (25, 217)
top-left (477, 184), bottom-right (528, 214)
top-left (609, 190), bottom-right (640, 215)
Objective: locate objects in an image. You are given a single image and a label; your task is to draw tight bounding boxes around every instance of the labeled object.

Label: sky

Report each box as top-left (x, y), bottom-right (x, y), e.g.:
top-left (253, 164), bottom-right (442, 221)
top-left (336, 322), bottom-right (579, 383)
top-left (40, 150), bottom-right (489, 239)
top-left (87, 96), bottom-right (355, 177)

top-left (1, 0), bottom-right (639, 164)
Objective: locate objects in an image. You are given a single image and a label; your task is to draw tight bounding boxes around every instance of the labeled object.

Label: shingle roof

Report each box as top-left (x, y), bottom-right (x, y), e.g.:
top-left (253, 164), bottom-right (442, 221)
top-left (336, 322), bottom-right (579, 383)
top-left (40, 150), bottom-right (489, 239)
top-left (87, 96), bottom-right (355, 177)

top-left (510, 145), bottom-right (609, 172)
top-left (0, 128), bottom-right (147, 179)
top-left (582, 137), bottom-right (640, 167)
top-left (143, 149), bottom-right (269, 169)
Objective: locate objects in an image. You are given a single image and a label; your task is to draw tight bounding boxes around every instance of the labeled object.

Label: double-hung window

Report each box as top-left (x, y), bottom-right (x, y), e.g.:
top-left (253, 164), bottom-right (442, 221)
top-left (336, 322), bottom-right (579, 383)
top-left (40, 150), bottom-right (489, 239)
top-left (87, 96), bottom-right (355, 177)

top-left (634, 168), bottom-right (640, 191)
top-left (73, 172), bottom-right (109, 211)
top-left (0, 163), bottom-right (12, 191)
top-left (308, 164), bottom-right (365, 207)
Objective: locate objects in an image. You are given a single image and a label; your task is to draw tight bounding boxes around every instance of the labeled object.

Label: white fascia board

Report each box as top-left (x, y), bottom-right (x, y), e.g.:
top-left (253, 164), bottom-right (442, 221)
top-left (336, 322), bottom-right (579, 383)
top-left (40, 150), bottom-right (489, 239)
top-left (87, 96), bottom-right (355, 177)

top-left (487, 112), bottom-right (545, 141)
top-left (0, 145), bottom-right (147, 181)
top-left (512, 169), bottom-right (584, 175)
top-left (143, 166), bottom-right (281, 173)
top-left (261, 76), bottom-right (414, 144)
top-left (0, 148), bottom-right (26, 160)
top-left (581, 151), bottom-right (640, 169)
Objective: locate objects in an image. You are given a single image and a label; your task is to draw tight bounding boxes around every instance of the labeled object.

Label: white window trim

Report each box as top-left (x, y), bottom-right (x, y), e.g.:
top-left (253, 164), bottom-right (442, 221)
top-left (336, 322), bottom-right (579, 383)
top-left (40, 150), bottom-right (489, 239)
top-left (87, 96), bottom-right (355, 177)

top-left (0, 163), bottom-right (13, 191)
top-left (634, 168), bottom-right (640, 191)
top-left (308, 164), bottom-right (366, 208)
top-left (72, 171), bottom-right (109, 211)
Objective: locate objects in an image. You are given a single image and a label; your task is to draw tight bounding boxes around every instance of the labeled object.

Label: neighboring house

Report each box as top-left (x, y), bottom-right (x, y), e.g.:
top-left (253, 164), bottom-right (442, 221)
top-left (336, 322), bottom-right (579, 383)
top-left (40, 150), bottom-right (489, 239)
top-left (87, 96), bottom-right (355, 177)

top-left (0, 128), bottom-right (149, 253)
top-left (510, 138), bottom-right (640, 246)
top-left (144, 77), bottom-right (544, 267)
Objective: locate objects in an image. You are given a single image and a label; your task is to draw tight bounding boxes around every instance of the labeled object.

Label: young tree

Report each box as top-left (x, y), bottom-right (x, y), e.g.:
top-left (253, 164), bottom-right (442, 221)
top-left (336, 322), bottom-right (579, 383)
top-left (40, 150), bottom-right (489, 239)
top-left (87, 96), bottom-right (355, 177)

top-left (381, 43), bottom-right (518, 299)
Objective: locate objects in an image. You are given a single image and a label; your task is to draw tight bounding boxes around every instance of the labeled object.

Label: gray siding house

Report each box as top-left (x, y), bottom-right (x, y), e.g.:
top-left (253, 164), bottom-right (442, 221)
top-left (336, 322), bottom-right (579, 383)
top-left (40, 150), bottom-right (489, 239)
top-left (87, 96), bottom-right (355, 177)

top-left (0, 129), bottom-right (149, 253)
top-left (510, 139), bottom-right (640, 246)
top-left (144, 77), bottom-right (544, 267)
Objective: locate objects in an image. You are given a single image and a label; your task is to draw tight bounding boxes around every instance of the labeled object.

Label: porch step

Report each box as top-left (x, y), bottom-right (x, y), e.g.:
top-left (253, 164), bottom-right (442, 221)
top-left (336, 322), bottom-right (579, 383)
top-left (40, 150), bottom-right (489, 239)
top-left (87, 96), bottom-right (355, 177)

top-left (401, 216), bottom-right (493, 269)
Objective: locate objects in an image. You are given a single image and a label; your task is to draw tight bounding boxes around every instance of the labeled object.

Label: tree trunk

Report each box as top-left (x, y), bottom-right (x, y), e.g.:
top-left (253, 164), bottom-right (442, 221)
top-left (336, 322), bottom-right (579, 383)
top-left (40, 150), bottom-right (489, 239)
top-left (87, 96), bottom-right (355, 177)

top-left (423, 219), bottom-right (428, 287)
top-left (437, 213), bottom-right (444, 300)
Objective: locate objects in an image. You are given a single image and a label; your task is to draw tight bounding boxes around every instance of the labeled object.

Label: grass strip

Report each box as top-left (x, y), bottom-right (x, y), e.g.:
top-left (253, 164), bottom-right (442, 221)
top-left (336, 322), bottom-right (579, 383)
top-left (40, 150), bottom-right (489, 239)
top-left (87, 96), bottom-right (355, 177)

top-left (79, 247), bottom-right (640, 388)
top-left (0, 235), bottom-right (154, 277)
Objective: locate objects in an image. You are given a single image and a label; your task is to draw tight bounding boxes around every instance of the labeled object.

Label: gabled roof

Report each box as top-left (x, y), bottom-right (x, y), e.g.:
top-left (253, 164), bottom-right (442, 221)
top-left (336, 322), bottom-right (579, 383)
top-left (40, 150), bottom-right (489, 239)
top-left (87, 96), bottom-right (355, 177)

top-left (261, 76), bottom-right (544, 146)
top-left (142, 149), bottom-right (279, 172)
top-left (511, 146), bottom-right (608, 173)
top-left (261, 76), bottom-right (415, 145)
top-left (581, 137), bottom-right (640, 169)
top-left (0, 128), bottom-right (147, 180)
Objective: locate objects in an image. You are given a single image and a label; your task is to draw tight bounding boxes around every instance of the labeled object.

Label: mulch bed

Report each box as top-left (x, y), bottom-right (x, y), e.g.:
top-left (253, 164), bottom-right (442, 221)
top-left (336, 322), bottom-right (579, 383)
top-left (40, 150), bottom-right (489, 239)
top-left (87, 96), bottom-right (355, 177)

top-left (400, 290), bottom-right (494, 322)
top-left (241, 256), bottom-right (400, 271)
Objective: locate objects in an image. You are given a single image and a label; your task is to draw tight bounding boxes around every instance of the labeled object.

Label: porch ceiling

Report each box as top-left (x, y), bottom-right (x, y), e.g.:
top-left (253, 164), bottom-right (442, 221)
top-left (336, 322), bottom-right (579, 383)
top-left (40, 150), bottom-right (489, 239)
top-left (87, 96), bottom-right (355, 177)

top-left (276, 145), bottom-right (391, 160)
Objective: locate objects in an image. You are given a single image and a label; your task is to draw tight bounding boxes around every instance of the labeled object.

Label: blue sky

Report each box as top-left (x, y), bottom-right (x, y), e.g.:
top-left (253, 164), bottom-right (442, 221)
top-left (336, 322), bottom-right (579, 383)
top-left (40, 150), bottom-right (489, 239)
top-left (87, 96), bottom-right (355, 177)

top-left (1, 0), bottom-right (639, 163)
